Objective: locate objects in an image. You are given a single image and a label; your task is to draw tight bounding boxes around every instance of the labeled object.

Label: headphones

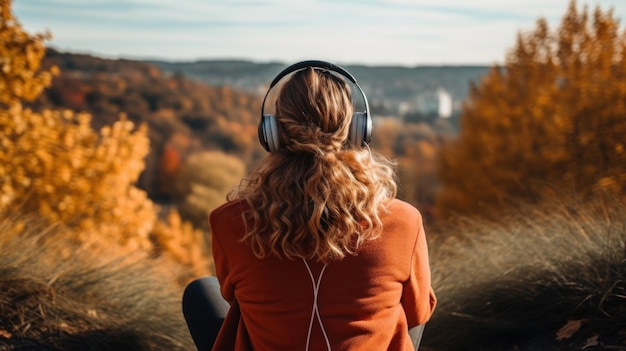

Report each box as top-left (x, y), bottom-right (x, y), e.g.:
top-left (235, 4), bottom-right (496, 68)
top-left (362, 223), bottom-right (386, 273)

top-left (258, 60), bottom-right (373, 152)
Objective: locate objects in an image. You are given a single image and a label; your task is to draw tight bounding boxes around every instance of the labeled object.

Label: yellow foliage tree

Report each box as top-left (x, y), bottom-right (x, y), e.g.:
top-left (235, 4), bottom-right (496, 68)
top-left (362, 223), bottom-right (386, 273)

top-left (437, 0), bottom-right (626, 219)
top-left (0, 1), bottom-right (155, 250)
top-left (0, 0), bottom-right (211, 280)
top-left (1, 109), bottom-right (156, 249)
top-left (0, 1), bottom-right (55, 107)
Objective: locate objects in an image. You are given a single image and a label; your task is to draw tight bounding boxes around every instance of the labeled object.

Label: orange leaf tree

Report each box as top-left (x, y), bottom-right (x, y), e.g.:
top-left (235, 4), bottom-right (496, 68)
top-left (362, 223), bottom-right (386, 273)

top-left (437, 1), bottom-right (626, 219)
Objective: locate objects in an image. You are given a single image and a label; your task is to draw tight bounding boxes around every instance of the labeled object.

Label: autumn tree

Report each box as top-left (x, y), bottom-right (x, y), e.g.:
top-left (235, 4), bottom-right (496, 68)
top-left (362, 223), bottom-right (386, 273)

top-left (0, 0), bottom-right (211, 280)
top-left (437, 0), bottom-right (626, 219)
top-left (0, 1), bottom-right (55, 107)
top-left (0, 0), bottom-right (156, 249)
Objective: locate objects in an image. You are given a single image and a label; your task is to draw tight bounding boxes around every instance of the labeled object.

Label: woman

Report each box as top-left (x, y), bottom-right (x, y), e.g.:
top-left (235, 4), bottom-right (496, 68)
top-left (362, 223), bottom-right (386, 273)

top-left (185, 61), bottom-right (436, 350)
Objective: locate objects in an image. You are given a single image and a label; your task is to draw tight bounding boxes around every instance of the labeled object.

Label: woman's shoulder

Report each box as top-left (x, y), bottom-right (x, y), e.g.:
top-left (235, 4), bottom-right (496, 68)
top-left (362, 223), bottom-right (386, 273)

top-left (386, 198), bottom-right (423, 223)
top-left (209, 199), bottom-right (249, 225)
top-left (379, 199), bottom-right (425, 241)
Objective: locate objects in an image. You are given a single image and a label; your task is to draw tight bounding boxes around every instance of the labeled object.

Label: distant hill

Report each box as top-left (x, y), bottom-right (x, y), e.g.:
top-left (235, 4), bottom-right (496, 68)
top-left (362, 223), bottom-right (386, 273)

top-left (31, 50), bottom-right (484, 221)
top-left (33, 49), bottom-right (264, 202)
top-left (149, 59), bottom-right (491, 116)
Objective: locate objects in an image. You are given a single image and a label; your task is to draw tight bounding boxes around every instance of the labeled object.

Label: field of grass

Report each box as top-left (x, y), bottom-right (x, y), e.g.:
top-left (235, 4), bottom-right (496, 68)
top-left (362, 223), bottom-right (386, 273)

top-left (422, 192), bottom-right (626, 350)
top-left (0, 215), bottom-right (195, 351)
top-left (1, 192), bottom-right (624, 350)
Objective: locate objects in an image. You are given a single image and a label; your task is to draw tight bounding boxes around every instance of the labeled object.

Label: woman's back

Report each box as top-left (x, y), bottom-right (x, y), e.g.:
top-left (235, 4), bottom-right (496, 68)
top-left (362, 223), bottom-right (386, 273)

top-left (210, 198), bottom-right (436, 350)
top-left (182, 61), bottom-right (436, 350)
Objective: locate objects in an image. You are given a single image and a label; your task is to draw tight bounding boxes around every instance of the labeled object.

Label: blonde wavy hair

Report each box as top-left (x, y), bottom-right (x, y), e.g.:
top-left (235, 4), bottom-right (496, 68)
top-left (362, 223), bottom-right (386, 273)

top-left (229, 67), bottom-right (397, 264)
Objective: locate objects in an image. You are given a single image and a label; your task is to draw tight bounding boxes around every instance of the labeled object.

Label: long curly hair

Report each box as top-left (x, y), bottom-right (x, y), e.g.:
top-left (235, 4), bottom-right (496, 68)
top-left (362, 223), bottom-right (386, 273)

top-left (229, 67), bottom-right (397, 264)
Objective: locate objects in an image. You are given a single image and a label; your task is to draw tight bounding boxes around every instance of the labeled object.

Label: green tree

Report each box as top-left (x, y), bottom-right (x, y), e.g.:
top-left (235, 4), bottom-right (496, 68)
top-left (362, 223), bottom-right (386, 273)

top-left (437, 0), bottom-right (626, 219)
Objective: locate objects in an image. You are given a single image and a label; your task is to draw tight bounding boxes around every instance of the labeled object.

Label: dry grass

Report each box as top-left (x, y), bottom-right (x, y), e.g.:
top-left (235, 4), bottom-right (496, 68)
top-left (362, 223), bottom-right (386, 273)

top-left (3, 191), bottom-right (625, 351)
top-left (422, 192), bottom-right (626, 350)
top-left (0, 215), bottom-right (195, 351)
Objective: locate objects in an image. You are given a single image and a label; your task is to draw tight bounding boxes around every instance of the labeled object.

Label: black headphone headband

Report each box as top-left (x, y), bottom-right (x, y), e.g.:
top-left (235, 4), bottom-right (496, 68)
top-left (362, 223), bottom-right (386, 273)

top-left (261, 60), bottom-right (369, 120)
top-left (258, 60), bottom-right (372, 152)
top-left (268, 60), bottom-right (358, 88)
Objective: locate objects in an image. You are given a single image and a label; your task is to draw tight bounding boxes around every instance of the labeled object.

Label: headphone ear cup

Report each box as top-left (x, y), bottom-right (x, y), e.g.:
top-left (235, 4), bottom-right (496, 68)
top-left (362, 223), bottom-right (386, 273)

top-left (349, 112), bottom-right (372, 147)
top-left (258, 115), bottom-right (270, 152)
top-left (259, 114), bottom-right (281, 152)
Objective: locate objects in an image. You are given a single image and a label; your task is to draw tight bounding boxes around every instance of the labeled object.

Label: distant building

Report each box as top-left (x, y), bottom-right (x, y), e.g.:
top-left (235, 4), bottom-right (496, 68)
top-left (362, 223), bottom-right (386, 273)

top-left (437, 88), bottom-right (452, 118)
top-left (412, 87), bottom-right (454, 118)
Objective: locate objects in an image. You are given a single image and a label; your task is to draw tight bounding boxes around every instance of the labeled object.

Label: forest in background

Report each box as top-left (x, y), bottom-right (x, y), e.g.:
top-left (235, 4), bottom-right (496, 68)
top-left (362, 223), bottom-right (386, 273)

top-left (2, 0), bottom-right (626, 349)
top-left (148, 58), bottom-right (489, 119)
top-left (27, 48), bottom-right (457, 226)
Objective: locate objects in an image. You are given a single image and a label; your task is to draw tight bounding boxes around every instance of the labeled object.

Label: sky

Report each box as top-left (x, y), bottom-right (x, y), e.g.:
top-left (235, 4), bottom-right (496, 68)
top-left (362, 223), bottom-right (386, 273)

top-left (12, 0), bottom-right (626, 67)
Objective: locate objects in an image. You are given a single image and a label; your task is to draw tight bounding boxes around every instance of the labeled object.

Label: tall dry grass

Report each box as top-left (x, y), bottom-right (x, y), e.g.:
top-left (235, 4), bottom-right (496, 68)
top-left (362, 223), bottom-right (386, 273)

top-left (0, 214), bottom-right (195, 351)
top-left (423, 192), bottom-right (626, 350)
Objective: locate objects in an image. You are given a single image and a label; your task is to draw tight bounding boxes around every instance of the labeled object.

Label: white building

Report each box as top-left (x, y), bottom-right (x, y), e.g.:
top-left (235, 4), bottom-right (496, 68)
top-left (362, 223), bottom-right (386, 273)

top-left (413, 87), bottom-right (453, 118)
top-left (437, 88), bottom-right (452, 118)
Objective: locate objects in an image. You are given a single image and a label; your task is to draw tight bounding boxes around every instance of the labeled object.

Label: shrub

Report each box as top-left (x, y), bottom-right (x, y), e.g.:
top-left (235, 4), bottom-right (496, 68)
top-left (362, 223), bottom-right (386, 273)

top-left (423, 192), bottom-right (626, 350)
top-left (0, 215), bottom-right (195, 351)
top-left (175, 151), bottom-right (246, 230)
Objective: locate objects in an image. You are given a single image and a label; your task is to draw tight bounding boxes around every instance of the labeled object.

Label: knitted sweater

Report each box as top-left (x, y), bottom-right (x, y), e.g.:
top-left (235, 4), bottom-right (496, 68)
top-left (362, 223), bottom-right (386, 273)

top-left (210, 199), bottom-right (436, 350)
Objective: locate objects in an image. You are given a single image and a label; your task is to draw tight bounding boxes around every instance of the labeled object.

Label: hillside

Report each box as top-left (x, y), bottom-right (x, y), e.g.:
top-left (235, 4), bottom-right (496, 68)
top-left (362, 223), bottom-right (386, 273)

top-left (24, 49), bottom-right (470, 225)
top-left (149, 59), bottom-right (490, 116)
top-left (29, 49), bottom-right (264, 204)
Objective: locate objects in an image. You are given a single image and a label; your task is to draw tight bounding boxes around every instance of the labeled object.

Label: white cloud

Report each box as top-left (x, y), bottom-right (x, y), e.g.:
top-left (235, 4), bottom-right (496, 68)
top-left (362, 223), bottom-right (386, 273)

top-left (13, 0), bottom-right (626, 65)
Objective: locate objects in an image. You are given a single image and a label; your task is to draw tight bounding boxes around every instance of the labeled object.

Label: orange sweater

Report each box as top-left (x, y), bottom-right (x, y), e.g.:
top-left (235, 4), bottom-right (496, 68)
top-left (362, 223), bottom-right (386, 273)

top-left (210, 199), bottom-right (436, 350)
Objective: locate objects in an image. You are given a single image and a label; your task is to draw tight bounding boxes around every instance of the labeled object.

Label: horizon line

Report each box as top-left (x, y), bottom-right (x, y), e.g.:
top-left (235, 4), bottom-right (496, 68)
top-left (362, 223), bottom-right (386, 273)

top-left (46, 47), bottom-right (497, 69)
